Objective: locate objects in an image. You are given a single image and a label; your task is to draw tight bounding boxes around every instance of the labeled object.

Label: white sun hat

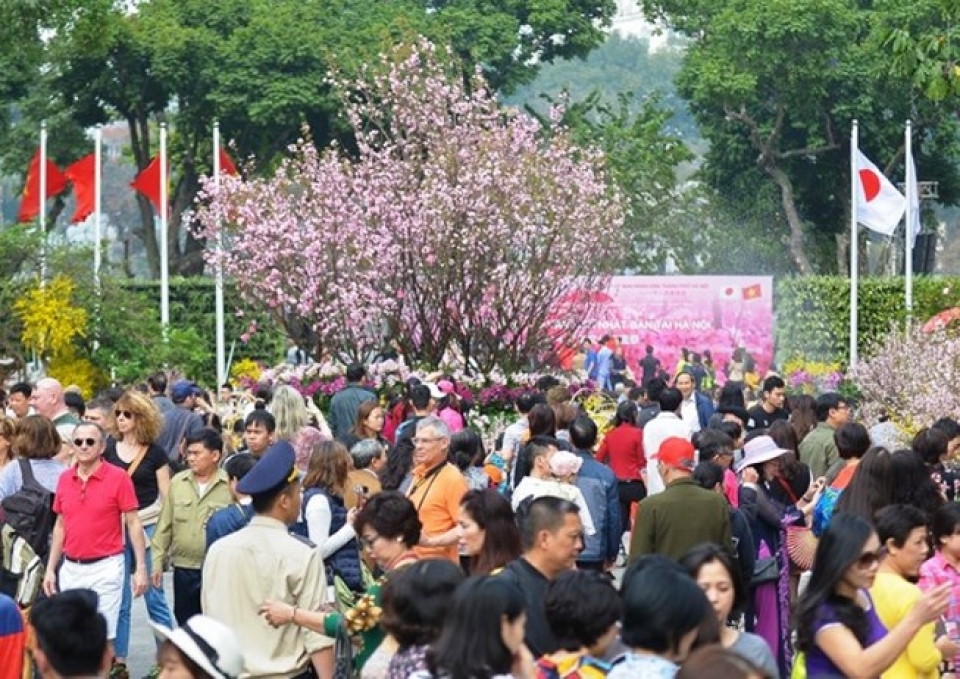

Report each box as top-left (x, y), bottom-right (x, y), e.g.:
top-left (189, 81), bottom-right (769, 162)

top-left (735, 435), bottom-right (791, 473)
top-left (151, 615), bottom-right (244, 679)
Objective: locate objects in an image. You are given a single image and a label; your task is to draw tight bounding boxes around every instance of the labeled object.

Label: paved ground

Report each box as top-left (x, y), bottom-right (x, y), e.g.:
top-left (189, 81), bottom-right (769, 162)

top-left (126, 572), bottom-right (174, 677)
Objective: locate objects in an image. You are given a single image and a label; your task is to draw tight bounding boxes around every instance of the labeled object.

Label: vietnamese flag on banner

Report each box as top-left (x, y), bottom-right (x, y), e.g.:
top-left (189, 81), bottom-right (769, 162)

top-left (130, 156), bottom-right (166, 213)
top-left (219, 148), bottom-right (238, 176)
top-left (17, 150), bottom-right (68, 223)
top-left (65, 154), bottom-right (96, 223)
top-left (742, 284), bottom-right (763, 300)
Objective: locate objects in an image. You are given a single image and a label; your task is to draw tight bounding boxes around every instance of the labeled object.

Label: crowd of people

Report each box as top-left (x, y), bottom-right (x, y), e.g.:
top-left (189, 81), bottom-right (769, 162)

top-left (0, 352), bottom-right (959, 679)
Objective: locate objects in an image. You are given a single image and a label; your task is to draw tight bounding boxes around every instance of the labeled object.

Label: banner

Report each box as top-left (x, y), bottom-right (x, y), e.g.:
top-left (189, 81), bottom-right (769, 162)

top-left (581, 276), bottom-right (775, 383)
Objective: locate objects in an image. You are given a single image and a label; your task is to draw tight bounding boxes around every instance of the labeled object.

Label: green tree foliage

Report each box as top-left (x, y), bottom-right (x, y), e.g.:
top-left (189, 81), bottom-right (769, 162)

top-left (556, 92), bottom-right (694, 273)
top-left (642, 0), bottom-right (960, 275)
top-left (506, 35), bottom-right (701, 272)
top-left (2, 0), bottom-right (616, 278)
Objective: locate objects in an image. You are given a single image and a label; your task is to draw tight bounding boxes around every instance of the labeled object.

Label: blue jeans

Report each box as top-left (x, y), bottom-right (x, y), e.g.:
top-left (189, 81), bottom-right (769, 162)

top-left (114, 522), bottom-right (174, 659)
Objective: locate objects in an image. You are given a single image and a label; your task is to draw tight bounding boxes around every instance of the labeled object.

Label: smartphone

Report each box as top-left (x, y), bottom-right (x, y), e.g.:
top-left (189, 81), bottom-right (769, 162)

top-left (354, 484), bottom-right (369, 509)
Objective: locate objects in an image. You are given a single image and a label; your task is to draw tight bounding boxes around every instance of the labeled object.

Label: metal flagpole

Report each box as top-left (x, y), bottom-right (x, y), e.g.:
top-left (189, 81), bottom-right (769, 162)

top-left (94, 127), bottom-right (102, 295)
top-left (905, 120), bottom-right (914, 328)
top-left (94, 126), bottom-right (103, 351)
top-left (160, 123), bottom-right (170, 337)
top-left (39, 121), bottom-right (47, 285)
top-left (850, 120), bottom-right (859, 368)
top-left (214, 122), bottom-right (226, 390)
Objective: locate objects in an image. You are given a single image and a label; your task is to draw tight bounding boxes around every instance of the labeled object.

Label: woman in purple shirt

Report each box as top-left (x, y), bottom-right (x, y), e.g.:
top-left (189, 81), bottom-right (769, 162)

top-left (794, 513), bottom-right (950, 677)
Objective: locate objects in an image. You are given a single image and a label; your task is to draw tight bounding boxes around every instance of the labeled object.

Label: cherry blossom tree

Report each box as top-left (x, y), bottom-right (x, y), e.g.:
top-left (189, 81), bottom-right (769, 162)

top-left (194, 41), bottom-right (625, 371)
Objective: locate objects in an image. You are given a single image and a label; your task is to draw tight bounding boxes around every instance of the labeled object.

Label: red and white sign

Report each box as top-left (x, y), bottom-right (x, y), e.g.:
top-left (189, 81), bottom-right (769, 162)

top-left (579, 276), bottom-right (775, 382)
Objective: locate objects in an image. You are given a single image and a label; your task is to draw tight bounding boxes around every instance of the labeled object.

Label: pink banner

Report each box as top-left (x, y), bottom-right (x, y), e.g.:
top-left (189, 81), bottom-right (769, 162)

top-left (582, 276), bottom-right (774, 383)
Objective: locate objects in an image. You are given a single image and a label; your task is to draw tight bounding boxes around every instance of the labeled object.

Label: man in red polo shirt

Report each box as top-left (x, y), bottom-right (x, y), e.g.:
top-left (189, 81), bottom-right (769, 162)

top-left (42, 421), bottom-right (148, 653)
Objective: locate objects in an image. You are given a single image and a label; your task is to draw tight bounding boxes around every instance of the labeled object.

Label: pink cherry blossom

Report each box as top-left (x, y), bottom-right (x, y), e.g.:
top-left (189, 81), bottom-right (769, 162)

top-left (193, 40), bottom-right (624, 371)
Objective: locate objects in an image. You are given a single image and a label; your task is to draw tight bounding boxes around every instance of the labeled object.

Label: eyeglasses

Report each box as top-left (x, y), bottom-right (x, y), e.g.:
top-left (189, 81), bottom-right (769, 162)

top-left (855, 549), bottom-right (881, 569)
top-left (360, 534), bottom-right (381, 549)
top-left (412, 436), bottom-right (443, 445)
top-left (114, 410), bottom-right (134, 419)
top-left (73, 438), bottom-right (99, 448)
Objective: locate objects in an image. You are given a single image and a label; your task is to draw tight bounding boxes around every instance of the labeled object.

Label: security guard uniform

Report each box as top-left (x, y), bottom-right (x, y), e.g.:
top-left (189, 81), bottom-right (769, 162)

top-left (201, 441), bottom-right (333, 678)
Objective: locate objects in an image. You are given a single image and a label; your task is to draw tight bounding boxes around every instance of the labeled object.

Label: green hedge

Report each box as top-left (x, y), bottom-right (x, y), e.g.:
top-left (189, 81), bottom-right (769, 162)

top-left (114, 275), bottom-right (960, 381)
top-left (120, 279), bottom-right (285, 383)
top-left (776, 276), bottom-right (960, 365)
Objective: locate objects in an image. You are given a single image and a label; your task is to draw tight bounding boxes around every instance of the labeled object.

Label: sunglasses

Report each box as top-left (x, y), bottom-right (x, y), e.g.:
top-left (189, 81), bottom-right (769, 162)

top-left (73, 438), bottom-right (99, 448)
top-left (114, 410), bottom-right (134, 419)
top-left (855, 550), bottom-right (882, 569)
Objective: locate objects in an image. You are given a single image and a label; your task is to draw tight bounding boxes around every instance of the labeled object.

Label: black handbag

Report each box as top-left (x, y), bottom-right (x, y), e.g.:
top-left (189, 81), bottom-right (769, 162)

top-left (752, 556), bottom-right (779, 585)
top-left (333, 617), bottom-right (355, 679)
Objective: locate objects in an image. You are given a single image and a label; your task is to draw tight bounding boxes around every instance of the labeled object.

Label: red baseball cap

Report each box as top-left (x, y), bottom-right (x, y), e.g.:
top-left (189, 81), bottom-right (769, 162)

top-left (658, 437), bottom-right (695, 472)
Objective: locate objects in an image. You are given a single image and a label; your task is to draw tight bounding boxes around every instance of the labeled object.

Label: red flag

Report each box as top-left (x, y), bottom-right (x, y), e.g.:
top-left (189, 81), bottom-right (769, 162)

top-left (17, 150), bottom-right (68, 223)
top-left (64, 154), bottom-right (96, 223)
top-left (741, 283), bottom-right (763, 300)
top-left (130, 156), bottom-right (166, 213)
top-left (219, 148), bottom-right (238, 176)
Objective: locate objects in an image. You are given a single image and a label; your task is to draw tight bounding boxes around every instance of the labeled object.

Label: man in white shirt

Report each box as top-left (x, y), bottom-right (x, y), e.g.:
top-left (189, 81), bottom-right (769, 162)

top-left (675, 371), bottom-right (714, 434)
top-left (642, 387), bottom-right (692, 496)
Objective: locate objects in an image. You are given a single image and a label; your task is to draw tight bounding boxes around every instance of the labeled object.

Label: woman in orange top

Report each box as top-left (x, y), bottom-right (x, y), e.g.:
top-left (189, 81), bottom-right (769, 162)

top-left (596, 400), bottom-right (645, 538)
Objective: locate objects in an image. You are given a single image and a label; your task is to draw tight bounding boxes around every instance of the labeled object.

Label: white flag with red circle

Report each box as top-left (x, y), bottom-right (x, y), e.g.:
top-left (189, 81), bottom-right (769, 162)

top-left (855, 150), bottom-right (905, 236)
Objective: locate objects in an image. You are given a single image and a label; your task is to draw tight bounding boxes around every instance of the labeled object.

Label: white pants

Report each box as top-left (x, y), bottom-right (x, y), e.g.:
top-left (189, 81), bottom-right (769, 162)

top-left (59, 553), bottom-right (124, 639)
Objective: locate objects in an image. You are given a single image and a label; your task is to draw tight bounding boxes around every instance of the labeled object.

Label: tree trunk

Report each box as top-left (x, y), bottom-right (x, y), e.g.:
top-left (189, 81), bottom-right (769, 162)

top-left (765, 164), bottom-right (814, 275)
top-left (173, 169), bottom-right (206, 276)
top-left (128, 112), bottom-right (161, 278)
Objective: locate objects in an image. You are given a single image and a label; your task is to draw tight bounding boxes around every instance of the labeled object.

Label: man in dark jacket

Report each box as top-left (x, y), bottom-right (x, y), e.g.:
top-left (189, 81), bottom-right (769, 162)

top-left (327, 364), bottom-right (376, 440)
top-left (629, 437), bottom-right (731, 562)
top-left (568, 416), bottom-right (620, 571)
top-left (500, 496), bottom-right (583, 658)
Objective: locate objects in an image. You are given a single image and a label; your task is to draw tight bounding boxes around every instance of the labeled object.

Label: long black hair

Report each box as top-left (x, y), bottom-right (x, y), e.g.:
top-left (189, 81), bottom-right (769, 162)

top-left (794, 513), bottom-right (875, 654)
top-left (835, 446), bottom-right (895, 522)
top-left (427, 576), bottom-right (525, 679)
top-left (890, 449), bottom-right (945, 518)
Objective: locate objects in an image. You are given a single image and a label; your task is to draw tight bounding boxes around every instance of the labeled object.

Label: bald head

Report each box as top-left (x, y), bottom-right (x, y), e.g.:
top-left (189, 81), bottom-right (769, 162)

top-left (31, 378), bottom-right (66, 419)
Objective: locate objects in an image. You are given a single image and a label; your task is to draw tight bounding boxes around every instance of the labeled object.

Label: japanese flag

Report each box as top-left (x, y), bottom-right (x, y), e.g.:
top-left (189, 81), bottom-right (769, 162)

top-left (855, 151), bottom-right (905, 236)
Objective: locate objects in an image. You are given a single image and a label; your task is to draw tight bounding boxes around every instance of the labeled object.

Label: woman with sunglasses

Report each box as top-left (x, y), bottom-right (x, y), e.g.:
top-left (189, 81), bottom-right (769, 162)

top-left (793, 513), bottom-right (950, 678)
top-left (261, 491), bottom-right (422, 677)
top-left (104, 390), bottom-right (175, 676)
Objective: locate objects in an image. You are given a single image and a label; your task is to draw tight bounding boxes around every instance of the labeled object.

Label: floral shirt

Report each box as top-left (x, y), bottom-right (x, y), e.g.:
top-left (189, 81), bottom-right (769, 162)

top-left (919, 551), bottom-right (960, 669)
top-left (386, 644), bottom-right (428, 679)
top-left (537, 651), bottom-right (611, 678)
top-left (930, 463), bottom-right (960, 503)
top-left (607, 653), bottom-right (678, 679)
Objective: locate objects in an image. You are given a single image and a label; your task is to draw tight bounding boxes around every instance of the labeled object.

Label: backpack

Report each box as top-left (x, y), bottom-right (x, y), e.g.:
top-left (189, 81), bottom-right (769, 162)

top-left (1, 460), bottom-right (56, 562)
top-left (0, 525), bottom-right (43, 608)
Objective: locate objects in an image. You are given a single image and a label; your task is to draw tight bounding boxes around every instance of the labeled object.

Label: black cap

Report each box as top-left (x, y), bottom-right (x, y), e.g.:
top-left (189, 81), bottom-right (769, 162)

top-left (236, 441), bottom-right (297, 495)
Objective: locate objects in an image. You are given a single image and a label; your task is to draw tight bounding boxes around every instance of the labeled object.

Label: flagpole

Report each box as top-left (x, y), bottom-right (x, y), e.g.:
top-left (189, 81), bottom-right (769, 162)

top-left (214, 121), bottom-right (226, 391)
top-left (94, 126), bottom-right (103, 352)
top-left (94, 127), bottom-right (102, 294)
top-left (850, 120), bottom-right (859, 369)
top-left (905, 120), bottom-right (914, 329)
top-left (39, 120), bottom-right (47, 285)
top-left (160, 122), bottom-right (170, 336)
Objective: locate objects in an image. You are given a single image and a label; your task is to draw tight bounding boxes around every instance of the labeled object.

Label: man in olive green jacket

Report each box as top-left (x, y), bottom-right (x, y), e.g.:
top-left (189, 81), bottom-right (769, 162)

top-left (629, 437), bottom-right (732, 562)
top-left (152, 429), bottom-right (232, 624)
top-left (798, 392), bottom-right (851, 479)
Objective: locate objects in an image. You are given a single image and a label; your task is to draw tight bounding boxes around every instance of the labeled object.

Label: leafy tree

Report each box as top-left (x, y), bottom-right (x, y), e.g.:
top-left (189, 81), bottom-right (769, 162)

top-left (194, 42), bottom-right (625, 372)
top-left (4, 0), bottom-right (616, 278)
top-left (552, 92), bottom-right (694, 272)
top-left (642, 0), bottom-right (960, 274)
